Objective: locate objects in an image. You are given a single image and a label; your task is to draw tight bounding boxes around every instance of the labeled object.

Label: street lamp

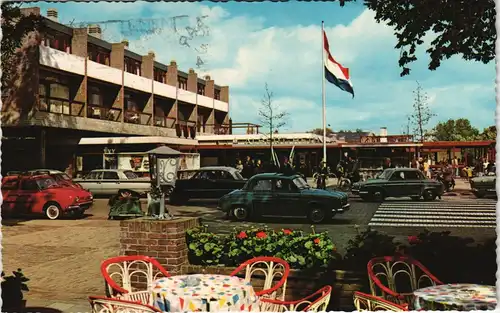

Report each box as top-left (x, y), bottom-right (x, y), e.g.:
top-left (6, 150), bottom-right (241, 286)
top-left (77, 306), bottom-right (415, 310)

top-left (146, 146), bottom-right (181, 219)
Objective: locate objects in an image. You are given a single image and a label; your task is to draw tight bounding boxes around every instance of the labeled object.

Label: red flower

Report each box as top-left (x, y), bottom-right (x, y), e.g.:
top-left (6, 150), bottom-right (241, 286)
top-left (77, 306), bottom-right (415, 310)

top-left (407, 235), bottom-right (421, 244)
top-left (282, 229), bottom-right (292, 235)
top-left (237, 231), bottom-right (248, 239)
top-left (314, 238), bottom-right (320, 244)
top-left (256, 231), bottom-right (267, 239)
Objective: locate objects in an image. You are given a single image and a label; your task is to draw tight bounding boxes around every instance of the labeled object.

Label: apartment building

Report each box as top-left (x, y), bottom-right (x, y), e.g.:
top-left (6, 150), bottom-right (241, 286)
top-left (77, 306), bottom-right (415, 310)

top-left (2, 7), bottom-right (230, 172)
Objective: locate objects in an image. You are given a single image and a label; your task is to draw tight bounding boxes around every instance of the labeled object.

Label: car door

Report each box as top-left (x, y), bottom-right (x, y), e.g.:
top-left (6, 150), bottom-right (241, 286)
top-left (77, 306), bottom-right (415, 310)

top-left (82, 171), bottom-right (102, 195)
top-left (401, 170), bottom-right (424, 196)
top-left (385, 171), bottom-right (406, 197)
top-left (15, 178), bottom-right (39, 215)
top-left (275, 178), bottom-right (303, 217)
top-left (102, 171), bottom-right (120, 195)
top-left (212, 170), bottom-right (237, 198)
top-left (250, 178), bottom-right (278, 217)
top-left (188, 170), bottom-right (212, 199)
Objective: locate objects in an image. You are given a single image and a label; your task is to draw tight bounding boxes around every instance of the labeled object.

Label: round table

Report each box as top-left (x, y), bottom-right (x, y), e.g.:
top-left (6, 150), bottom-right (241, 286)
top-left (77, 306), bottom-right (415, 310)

top-left (413, 283), bottom-right (497, 310)
top-left (151, 274), bottom-right (260, 312)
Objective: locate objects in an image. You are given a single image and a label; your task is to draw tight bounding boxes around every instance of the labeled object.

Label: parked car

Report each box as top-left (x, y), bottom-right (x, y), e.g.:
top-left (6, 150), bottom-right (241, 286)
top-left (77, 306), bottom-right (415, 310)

top-left (26, 169), bottom-right (83, 189)
top-left (217, 173), bottom-right (350, 223)
top-left (470, 173), bottom-right (496, 198)
top-left (351, 167), bottom-right (444, 201)
top-left (1, 174), bottom-right (94, 220)
top-left (74, 169), bottom-right (151, 196)
top-left (170, 166), bottom-right (247, 204)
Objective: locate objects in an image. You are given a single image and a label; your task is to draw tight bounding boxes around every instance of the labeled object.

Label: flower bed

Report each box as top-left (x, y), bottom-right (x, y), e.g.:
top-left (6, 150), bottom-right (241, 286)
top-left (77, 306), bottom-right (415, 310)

top-left (186, 226), bottom-right (340, 270)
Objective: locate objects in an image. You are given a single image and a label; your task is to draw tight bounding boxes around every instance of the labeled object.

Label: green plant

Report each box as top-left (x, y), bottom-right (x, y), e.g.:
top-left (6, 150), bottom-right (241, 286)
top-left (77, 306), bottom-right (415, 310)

top-left (186, 226), bottom-right (229, 265)
top-left (1, 269), bottom-right (29, 309)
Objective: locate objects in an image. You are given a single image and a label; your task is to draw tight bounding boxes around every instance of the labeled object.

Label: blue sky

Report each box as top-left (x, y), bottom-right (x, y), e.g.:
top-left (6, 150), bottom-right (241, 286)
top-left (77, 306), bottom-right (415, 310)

top-left (34, 1), bottom-right (496, 135)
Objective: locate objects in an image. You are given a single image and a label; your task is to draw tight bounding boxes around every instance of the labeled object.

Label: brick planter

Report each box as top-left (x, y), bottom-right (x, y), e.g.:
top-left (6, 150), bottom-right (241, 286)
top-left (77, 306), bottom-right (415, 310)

top-left (181, 264), bottom-right (365, 311)
top-left (119, 217), bottom-right (200, 275)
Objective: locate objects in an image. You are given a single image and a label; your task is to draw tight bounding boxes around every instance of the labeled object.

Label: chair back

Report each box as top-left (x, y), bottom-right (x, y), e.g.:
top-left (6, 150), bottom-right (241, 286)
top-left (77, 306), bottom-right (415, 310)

top-left (260, 285), bottom-right (332, 312)
top-left (88, 296), bottom-right (161, 313)
top-left (367, 255), bottom-right (442, 304)
top-left (353, 291), bottom-right (408, 311)
top-left (101, 255), bottom-right (170, 296)
top-left (230, 256), bottom-right (290, 300)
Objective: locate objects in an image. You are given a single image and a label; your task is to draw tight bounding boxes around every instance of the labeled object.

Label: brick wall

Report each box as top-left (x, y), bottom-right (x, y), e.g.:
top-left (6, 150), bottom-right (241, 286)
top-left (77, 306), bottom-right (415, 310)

top-left (119, 217), bottom-right (200, 276)
top-left (181, 264), bottom-right (364, 311)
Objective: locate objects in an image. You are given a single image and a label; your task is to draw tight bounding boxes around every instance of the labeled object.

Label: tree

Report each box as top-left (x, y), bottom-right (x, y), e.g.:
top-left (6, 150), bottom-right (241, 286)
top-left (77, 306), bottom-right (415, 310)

top-left (365, 0), bottom-right (496, 76)
top-left (478, 125), bottom-right (496, 141)
top-left (431, 118), bottom-right (480, 141)
top-left (310, 128), bottom-right (334, 136)
top-left (338, 128), bottom-right (364, 133)
top-left (410, 82), bottom-right (435, 142)
top-left (1, 2), bottom-right (43, 90)
top-left (258, 83), bottom-right (289, 164)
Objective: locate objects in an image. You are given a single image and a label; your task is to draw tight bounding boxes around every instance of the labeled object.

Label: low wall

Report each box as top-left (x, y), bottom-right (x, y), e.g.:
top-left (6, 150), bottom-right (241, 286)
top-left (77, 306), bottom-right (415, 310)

top-left (119, 217), bottom-right (364, 311)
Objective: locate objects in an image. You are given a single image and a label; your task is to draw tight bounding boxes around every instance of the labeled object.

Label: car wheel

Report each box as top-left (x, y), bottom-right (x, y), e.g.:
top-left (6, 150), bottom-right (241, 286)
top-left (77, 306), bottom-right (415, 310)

top-left (372, 190), bottom-right (385, 202)
top-left (308, 207), bottom-right (326, 223)
top-left (422, 189), bottom-right (436, 201)
top-left (232, 206), bottom-right (249, 221)
top-left (474, 191), bottom-right (486, 198)
top-left (44, 203), bottom-right (61, 220)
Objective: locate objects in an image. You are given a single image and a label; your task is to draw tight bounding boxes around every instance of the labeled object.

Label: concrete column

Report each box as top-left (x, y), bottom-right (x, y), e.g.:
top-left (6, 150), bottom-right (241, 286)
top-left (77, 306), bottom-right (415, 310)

top-left (204, 76), bottom-right (214, 99)
top-left (187, 69), bottom-right (197, 93)
top-left (110, 43), bottom-right (125, 70)
top-left (220, 86), bottom-right (229, 103)
top-left (141, 51), bottom-right (155, 79)
top-left (166, 60), bottom-right (178, 87)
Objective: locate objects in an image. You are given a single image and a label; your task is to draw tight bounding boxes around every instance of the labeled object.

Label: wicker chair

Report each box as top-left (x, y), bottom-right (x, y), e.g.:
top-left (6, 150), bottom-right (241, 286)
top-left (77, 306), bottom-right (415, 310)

top-left (260, 285), bottom-right (332, 312)
top-left (101, 255), bottom-right (171, 305)
top-left (230, 256), bottom-right (290, 301)
top-left (353, 291), bottom-right (409, 311)
top-left (88, 296), bottom-right (161, 313)
top-left (367, 255), bottom-right (443, 306)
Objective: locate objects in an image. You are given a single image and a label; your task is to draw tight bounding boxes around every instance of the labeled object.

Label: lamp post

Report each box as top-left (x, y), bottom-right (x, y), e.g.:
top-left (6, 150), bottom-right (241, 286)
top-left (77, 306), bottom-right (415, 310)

top-left (146, 146), bottom-right (181, 220)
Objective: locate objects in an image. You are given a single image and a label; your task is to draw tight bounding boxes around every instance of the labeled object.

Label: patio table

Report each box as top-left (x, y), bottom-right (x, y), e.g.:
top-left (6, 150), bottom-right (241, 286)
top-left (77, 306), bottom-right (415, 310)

top-left (151, 274), bottom-right (260, 312)
top-left (413, 283), bottom-right (496, 311)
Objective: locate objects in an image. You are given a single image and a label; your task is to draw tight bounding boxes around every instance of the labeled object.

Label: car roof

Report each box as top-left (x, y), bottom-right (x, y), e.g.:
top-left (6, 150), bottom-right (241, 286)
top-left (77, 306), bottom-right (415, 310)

top-left (198, 166), bottom-right (238, 172)
top-left (251, 172), bottom-right (300, 179)
top-left (391, 167), bottom-right (419, 171)
top-left (90, 169), bottom-right (129, 172)
top-left (28, 169), bottom-right (65, 174)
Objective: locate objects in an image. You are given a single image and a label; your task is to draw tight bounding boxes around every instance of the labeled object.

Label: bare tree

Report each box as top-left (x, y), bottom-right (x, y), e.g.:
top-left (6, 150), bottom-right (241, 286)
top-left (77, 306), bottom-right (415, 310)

top-left (258, 83), bottom-right (289, 165)
top-left (410, 82), bottom-right (435, 142)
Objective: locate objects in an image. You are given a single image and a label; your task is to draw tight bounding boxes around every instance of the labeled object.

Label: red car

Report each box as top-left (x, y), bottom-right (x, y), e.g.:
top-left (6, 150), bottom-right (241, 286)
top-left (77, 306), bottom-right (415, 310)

top-left (25, 169), bottom-right (84, 189)
top-left (1, 174), bottom-right (94, 220)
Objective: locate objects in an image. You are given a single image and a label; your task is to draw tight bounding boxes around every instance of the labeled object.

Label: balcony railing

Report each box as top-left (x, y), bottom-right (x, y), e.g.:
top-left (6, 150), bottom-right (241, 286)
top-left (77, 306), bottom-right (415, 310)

top-left (39, 97), bottom-right (85, 117)
top-left (124, 110), bottom-right (152, 125)
top-left (360, 135), bottom-right (414, 144)
top-left (87, 105), bottom-right (122, 122)
top-left (153, 116), bottom-right (177, 128)
top-left (176, 120), bottom-right (196, 139)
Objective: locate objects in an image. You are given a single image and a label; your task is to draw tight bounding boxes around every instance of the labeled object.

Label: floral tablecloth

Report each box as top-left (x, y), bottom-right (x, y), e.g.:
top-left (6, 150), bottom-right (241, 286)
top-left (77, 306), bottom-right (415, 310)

top-left (151, 274), bottom-right (260, 312)
top-left (413, 283), bottom-right (497, 311)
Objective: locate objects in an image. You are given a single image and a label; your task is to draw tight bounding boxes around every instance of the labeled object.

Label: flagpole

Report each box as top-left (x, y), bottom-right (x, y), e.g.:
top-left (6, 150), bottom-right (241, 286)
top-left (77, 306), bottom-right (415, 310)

top-left (321, 21), bottom-right (327, 164)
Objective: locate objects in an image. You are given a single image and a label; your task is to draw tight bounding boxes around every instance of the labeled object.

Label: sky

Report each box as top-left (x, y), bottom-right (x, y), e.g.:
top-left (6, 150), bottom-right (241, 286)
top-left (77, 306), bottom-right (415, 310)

top-left (34, 1), bottom-right (496, 135)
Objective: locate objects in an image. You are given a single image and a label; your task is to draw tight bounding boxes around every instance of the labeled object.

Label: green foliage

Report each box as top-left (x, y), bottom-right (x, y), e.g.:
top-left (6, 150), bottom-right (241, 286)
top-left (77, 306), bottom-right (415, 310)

top-left (186, 226), bottom-right (339, 270)
top-left (1, 2), bottom-right (43, 89)
top-left (431, 118), bottom-right (480, 141)
top-left (478, 125), bottom-right (496, 141)
top-left (1, 269), bottom-right (29, 308)
top-left (365, 0), bottom-right (496, 76)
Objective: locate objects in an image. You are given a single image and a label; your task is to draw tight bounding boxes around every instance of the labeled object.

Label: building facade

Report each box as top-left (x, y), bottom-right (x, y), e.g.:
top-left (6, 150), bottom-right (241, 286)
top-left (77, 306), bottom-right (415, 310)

top-left (2, 7), bottom-right (230, 173)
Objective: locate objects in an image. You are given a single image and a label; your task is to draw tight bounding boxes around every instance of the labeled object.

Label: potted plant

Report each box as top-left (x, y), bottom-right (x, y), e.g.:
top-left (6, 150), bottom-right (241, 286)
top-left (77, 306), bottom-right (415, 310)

top-left (1, 269), bottom-right (29, 311)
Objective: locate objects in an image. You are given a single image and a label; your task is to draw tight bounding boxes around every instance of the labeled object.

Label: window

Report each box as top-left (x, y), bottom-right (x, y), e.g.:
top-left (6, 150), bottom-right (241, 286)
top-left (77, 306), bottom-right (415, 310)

top-left (404, 171), bottom-right (421, 180)
top-left (125, 57), bottom-right (141, 75)
top-left (178, 77), bottom-right (187, 90)
top-left (196, 171), bottom-right (217, 180)
top-left (234, 171), bottom-right (244, 180)
top-left (214, 89), bottom-right (221, 100)
top-left (37, 178), bottom-right (58, 190)
top-left (21, 179), bottom-right (39, 191)
top-left (154, 68), bottom-right (166, 83)
top-left (293, 177), bottom-right (309, 189)
top-left (88, 86), bottom-right (103, 106)
top-left (391, 171), bottom-right (405, 180)
top-left (275, 179), bottom-right (296, 192)
top-left (86, 171), bottom-right (103, 180)
top-left (49, 83), bottom-right (70, 115)
top-left (197, 83), bottom-right (205, 95)
top-left (220, 171), bottom-right (233, 180)
top-left (88, 44), bottom-right (111, 65)
top-left (123, 171), bottom-right (138, 179)
top-left (252, 179), bottom-right (272, 191)
top-left (103, 171), bottom-right (119, 180)
top-left (2, 178), bottom-right (19, 190)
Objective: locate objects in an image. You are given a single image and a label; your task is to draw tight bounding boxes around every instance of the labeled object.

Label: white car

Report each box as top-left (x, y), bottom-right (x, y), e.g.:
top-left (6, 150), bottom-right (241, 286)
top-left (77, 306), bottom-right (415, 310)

top-left (74, 169), bottom-right (150, 196)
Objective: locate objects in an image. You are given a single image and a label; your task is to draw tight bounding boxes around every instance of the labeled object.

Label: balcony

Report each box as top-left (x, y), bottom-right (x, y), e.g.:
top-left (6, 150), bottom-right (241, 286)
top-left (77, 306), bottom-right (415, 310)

top-left (124, 110), bottom-right (152, 125)
top-left (87, 105), bottom-right (122, 122)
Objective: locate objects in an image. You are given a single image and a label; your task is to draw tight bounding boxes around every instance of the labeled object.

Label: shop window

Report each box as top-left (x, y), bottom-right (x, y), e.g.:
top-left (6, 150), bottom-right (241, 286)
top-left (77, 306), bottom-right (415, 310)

top-left (178, 77), bottom-right (187, 90)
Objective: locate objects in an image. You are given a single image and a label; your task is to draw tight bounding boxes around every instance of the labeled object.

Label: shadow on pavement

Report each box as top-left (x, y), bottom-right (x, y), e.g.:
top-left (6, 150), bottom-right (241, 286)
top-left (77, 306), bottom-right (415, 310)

top-left (4, 308), bottom-right (62, 313)
top-left (1, 213), bottom-right (95, 227)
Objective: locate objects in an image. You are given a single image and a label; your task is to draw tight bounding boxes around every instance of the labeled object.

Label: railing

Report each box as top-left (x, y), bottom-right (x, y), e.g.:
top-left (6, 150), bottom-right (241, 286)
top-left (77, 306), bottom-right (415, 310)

top-left (153, 116), bottom-right (177, 128)
top-left (124, 110), bottom-right (152, 125)
top-left (176, 120), bottom-right (196, 139)
top-left (87, 105), bottom-right (122, 122)
top-left (198, 123), bottom-right (232, 135)
top-left (360, 135), bottom-right (414, 144)
top-left (39, 97), bottom-right (85, 117)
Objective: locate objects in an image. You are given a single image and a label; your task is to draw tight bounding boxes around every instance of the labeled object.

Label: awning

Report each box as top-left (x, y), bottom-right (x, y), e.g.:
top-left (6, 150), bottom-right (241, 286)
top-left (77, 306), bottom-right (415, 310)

top-left (78, 136), bottom-right (198, 146)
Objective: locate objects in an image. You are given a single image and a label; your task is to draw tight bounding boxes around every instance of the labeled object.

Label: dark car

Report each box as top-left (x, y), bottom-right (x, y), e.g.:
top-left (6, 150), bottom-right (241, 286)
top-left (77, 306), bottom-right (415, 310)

top-left (470, 173), bottom-right (496, 198)
top-left (217, 173), bottom-right (350, 223)
top-left (169, 166), bottom-right (247, 204)
top-left (351, 167), bottom-right (444, 201)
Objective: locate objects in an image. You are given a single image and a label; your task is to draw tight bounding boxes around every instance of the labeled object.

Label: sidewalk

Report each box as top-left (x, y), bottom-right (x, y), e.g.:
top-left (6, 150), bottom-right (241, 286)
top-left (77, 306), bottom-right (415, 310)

top-left (20, 297), bottom-right (89, 313)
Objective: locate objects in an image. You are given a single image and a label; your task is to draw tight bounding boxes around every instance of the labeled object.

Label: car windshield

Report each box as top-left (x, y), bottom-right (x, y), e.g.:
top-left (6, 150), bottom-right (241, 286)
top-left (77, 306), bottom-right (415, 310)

top-left (37, 177), bottom-right (59, 189)
top-left (124, 171), bottom-right (138, 179)
top-left (234, 171), bottom-right (244, 180)
top-left (293, 177), bottom-right (310, 189)
top-left (377, 169), bottom-right (393, 180)
top-left (60, 173), bottom-right (72, 181)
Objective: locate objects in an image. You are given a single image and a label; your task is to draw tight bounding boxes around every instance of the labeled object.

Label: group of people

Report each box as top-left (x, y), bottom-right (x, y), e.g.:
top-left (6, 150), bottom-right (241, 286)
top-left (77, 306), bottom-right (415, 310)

top-left (234, 156), bottom-right (296, 179)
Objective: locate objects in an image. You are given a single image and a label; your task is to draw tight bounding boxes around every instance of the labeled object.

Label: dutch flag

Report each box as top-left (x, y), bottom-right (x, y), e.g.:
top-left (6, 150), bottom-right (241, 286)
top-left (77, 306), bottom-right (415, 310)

top-left (323, 30), bottom-right (354, 98)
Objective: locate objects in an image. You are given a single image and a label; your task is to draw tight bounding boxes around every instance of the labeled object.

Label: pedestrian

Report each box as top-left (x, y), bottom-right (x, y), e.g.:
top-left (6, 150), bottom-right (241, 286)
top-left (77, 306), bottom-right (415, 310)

top-left (241, 156), bottom-right (254, 178)
top-left (235, 159), bottom-right (243, 173)
top-left (423, 158), bottom-right (431, 178)
top-left (452, 156), bottom-right (459, 176)
top-left (254, 159), bottom-right (264, 175)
